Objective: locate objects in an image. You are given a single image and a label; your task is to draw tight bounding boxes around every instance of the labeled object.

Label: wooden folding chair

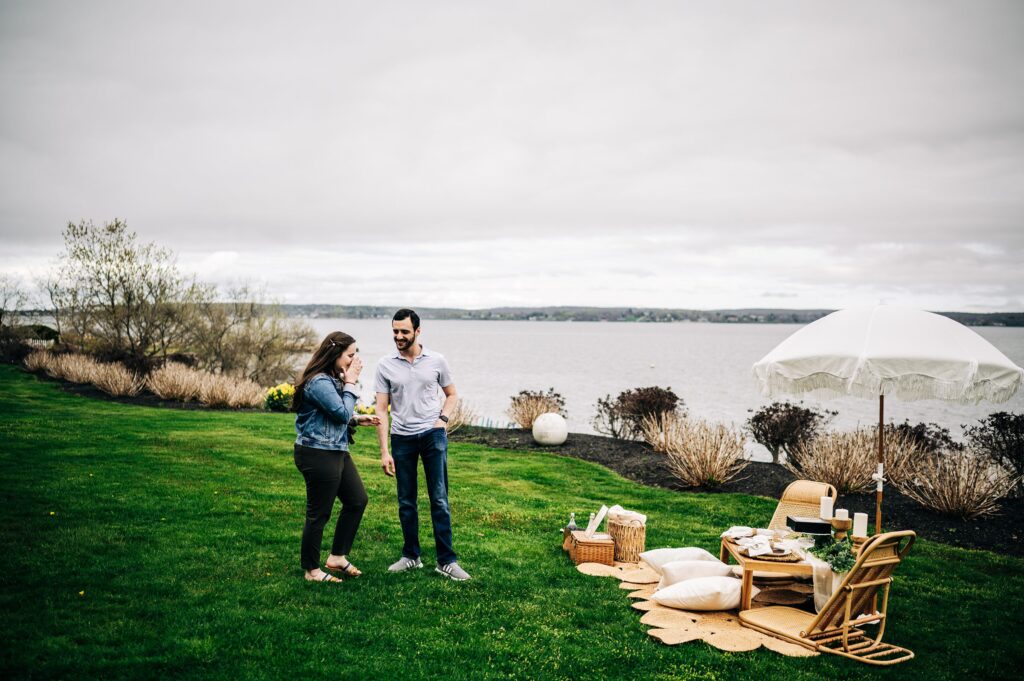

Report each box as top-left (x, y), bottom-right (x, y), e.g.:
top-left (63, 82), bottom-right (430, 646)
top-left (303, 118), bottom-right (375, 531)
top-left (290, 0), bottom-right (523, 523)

top-left (739, 530), bottom-right (916, 666)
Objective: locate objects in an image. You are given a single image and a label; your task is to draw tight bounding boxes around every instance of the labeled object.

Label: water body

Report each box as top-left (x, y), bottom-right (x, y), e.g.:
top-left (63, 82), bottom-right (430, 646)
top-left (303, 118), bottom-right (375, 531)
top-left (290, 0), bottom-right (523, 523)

top-left (305, 318), bottom-right (1024, 441)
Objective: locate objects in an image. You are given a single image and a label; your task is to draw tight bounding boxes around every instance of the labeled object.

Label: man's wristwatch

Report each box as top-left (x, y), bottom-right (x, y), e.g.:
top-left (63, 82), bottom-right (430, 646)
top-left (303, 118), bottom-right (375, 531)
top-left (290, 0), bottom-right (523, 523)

top-left (438, 414), bottom-right (449, 423)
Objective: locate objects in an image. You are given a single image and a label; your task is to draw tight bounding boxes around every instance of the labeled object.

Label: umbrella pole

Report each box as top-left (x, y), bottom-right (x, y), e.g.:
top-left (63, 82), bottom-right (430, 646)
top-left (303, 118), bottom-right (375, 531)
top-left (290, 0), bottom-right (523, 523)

top-left (876, 394), bottom-right (884, 534)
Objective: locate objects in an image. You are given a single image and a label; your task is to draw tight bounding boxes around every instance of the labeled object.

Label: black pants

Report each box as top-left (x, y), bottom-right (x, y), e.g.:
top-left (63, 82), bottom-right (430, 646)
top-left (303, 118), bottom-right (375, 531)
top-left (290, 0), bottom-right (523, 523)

top-left (294, 444), bottom-right (368, 571)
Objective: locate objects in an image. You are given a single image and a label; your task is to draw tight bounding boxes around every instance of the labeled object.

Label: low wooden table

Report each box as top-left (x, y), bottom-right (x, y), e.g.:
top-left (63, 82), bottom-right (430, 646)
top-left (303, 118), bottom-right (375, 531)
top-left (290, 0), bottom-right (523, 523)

top-left (719, 538), bottom-right (813, 611)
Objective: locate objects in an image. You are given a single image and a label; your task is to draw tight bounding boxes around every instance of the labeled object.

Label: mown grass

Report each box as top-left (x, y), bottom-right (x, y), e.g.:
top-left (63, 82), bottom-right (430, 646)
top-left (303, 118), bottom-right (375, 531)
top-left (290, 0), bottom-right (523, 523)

top-left (0, 364), bottom-right (1021, 680)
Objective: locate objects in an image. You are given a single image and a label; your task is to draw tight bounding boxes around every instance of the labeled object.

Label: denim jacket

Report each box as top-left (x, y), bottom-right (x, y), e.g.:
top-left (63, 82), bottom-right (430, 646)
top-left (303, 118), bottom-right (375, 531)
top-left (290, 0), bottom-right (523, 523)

top-left (294, 374), bottom-right (358, 451)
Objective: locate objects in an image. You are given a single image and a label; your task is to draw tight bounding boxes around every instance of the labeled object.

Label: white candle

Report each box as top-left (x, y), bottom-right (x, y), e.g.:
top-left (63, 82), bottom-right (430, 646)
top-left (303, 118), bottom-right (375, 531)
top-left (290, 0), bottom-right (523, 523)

top-left (819, 496), bottom-right (833, 520)
top-left (853, 513), bottom-right (868, 538)
top-left (834, 508), bottom-right (849, 521)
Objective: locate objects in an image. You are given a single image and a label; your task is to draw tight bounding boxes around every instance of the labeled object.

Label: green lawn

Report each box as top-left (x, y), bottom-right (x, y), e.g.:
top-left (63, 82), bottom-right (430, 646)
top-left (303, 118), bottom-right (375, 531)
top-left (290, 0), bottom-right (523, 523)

top-left (0, 364), bottom-right (1021, 680)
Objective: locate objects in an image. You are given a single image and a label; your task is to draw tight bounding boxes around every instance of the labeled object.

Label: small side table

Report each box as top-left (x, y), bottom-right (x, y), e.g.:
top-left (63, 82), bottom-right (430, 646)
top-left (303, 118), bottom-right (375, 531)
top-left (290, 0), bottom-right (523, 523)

top-left (720, 538), bottom-right (814, 611)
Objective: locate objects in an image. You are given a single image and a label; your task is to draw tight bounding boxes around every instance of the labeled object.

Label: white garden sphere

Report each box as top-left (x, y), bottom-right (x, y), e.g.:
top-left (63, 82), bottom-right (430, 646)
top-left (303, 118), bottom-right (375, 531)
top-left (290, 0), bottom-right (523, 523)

top-left (532, 412), bottom-right (568, 446)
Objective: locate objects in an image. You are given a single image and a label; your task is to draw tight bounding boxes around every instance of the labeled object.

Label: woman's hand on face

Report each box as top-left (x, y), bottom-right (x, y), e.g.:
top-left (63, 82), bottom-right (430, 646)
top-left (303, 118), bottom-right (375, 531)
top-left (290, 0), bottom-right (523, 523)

top-left (344, 355), bottom-right (363, 383)
top-left (354, 414), bottom-right (381, 426)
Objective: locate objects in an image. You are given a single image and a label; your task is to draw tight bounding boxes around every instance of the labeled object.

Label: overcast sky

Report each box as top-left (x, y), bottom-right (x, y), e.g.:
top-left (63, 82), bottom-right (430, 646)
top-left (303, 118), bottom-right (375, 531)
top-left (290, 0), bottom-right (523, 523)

top-left (1, 1), bottom-right (1023, 311)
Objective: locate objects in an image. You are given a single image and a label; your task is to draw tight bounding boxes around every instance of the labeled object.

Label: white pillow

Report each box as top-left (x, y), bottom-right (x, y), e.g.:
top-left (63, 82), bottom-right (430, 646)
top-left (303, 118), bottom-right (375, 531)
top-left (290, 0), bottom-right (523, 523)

top-left (640, 547), bottom-right (719, 574)
top-left (651, 576), bottom-right (758, 612)
top-left (658, 559), bottom-right (734, 589)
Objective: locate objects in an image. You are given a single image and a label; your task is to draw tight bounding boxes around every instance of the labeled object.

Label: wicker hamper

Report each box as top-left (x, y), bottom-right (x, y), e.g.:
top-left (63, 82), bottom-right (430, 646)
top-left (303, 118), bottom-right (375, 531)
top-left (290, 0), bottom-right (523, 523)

top-left (607, 520), bottom-right (646, 562)
top-left (568, 530), bottom-right (615, 565)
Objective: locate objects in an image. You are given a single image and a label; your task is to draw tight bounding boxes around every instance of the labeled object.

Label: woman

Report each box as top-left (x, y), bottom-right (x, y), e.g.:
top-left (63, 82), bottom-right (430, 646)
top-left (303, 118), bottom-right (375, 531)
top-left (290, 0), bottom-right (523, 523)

top-left (293, 331), bottom-right (379, 583)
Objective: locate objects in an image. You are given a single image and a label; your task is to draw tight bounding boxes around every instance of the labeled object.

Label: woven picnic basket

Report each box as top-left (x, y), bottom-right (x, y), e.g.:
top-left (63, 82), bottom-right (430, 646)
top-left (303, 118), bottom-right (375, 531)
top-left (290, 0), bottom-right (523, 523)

top-left (607, 520), bottom-right (646, 562)
top-left (568, 530), bottom-right (615, 566)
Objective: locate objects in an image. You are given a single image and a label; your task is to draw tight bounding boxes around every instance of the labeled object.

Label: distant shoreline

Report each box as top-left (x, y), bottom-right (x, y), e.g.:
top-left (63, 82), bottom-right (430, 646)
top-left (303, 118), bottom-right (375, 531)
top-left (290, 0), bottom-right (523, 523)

top-left (18, 306), bottom-right (1023, 327)
top-left (282, 305), bottom-right (1024, 327)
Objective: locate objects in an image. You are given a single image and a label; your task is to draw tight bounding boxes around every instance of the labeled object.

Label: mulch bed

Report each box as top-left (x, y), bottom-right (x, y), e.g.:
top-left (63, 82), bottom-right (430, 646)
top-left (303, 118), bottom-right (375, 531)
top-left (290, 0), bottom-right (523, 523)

top-left (451, 426), bottom-right (1024, 557)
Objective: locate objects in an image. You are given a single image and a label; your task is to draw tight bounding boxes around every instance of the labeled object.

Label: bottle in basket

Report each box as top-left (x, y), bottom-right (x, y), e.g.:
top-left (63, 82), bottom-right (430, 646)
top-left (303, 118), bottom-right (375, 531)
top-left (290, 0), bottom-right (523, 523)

top-left (563, 512), bottom-right (577, 541)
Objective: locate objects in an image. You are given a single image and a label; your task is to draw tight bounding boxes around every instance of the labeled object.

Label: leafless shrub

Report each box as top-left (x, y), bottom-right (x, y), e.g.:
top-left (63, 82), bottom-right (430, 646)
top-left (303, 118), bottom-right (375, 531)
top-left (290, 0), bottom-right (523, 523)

top-left (198, 374), bottom-right (232, 407)
top-left (788, 428), bottom-right (928, 494)
top-left (93, 362), bottom-right (144, 397)
top-left (507, 389), bottom-right (566, 428)
top-left (199, 373), bottom-right (264, 408)
top-left (23, 350), bottom-right (55, 373)
top-left (895, 449), bottom-right (1019, 518)
top-left (52, 353), bottom-right (102, 384)
top-left (877, 427), bottom-right (931, 486)
top-left (446, 399), bottom-right (477, 435)
top-left (640, 410), bottom-right (687, 453)
top-left (787, 430), bottom-right (875, 494)
top-left (228, 380), bottom-right (265, 409)
top-left (147, 362), bottom-right (204, 401)
top-left (663, 419), bottom-right (749, 488)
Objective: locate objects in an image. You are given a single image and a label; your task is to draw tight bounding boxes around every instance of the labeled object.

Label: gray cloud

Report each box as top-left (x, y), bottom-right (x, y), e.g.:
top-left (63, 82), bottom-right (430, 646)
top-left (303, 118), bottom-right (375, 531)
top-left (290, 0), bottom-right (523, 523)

top-left (1, 1), bottom-right (1022, 310)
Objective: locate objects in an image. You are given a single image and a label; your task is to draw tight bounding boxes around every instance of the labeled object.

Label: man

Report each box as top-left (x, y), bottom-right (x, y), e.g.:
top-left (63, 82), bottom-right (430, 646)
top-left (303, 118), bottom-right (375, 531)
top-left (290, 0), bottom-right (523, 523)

top-left (375, 308), bottom-right (471, 581)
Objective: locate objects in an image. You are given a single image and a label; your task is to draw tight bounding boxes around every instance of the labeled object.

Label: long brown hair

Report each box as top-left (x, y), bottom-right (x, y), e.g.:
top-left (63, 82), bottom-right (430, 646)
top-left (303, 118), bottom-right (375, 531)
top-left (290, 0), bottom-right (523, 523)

top-left (292, 331), bottom-right (356, 412)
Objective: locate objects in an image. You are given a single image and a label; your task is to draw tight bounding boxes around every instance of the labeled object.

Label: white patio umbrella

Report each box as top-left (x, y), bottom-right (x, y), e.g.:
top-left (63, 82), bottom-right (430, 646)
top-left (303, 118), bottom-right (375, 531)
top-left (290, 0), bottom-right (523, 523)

top-left (752, 305), bottom-right (1023, 533)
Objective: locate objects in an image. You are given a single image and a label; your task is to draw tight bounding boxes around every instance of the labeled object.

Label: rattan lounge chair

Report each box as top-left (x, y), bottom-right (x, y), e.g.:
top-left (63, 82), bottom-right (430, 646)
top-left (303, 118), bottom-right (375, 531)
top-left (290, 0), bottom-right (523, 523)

top-left (739, 530), bottom-right (916, 666)
top-left (768, 479), bottom-right (837, 530)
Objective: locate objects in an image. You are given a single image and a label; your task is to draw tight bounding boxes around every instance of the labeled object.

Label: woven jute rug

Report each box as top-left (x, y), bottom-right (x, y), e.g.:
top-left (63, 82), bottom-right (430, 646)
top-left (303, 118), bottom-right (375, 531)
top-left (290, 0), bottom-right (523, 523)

top-left (576, 560), bottom-right (659, 584)
top-left (577, 562), bottom-right (819, 657)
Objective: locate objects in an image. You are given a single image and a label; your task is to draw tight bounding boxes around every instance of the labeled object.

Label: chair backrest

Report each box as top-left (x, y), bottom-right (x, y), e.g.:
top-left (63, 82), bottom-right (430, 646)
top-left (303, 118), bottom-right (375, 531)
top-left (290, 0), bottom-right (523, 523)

top-left (768, 480), bottom-right (838, 530)
top-left (804, 530), bottom-right (916, 637)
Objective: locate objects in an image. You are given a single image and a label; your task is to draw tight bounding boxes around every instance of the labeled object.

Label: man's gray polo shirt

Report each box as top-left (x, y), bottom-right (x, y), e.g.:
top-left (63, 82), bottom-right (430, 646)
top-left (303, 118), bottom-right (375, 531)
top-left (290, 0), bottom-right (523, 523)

top-left (374, 347), bottom-right (453, 435)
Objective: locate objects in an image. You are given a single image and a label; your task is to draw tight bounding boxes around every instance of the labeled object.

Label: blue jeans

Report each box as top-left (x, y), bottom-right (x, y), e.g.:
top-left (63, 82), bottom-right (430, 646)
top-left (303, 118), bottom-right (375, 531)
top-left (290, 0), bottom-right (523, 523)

top-left (391, 427), bottom-right (457, 566)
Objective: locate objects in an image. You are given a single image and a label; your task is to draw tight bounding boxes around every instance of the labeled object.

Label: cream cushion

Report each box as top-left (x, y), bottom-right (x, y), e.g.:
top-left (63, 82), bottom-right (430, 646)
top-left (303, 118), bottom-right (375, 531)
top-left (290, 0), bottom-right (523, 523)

top-left (640, 547), bottom-right (718, 574)
top-left (658, 560), bottom-right (734, 589)
top-left (652, 576), bottom-right (757, 612)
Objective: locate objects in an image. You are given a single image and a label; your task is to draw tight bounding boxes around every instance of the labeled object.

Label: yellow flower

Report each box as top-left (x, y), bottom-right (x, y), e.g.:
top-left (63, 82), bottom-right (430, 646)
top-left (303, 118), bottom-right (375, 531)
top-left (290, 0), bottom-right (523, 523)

top-left (79, 590), bottom-right (85, 597)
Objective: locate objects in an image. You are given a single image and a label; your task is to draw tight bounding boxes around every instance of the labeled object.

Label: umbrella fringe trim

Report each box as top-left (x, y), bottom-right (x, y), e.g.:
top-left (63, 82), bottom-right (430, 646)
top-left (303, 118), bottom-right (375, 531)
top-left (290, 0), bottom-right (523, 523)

top-left (758, 371), bottom-right (1021, 404)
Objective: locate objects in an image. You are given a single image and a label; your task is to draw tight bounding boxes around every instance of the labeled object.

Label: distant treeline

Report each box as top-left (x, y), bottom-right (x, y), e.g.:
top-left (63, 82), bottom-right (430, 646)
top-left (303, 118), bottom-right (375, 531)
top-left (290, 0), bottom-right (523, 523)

top-left (281, 305), bottom-right (1024, 327)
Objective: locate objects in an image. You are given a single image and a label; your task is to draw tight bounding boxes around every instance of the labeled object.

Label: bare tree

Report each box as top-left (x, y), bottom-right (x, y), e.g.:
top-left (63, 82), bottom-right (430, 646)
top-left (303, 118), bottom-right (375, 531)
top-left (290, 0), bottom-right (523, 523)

top-left (0, 274), bottom-right (28, 330)
top-left (188, 284), bottom-right (316, 384)
top-left (51, 219), bottom-right (196, 365)
top-left (44, 219), bottom-right (315, 383)
top-left (40, 270), bottom-right (92, 351)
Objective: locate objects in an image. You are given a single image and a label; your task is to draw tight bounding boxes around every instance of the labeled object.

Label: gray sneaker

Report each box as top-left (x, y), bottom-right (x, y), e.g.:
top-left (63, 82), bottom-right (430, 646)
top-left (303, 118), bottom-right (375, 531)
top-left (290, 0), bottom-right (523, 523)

top-left (388, 556), bottom-right (423, 573)
top-left (436, 562), bottom-right (471, 581)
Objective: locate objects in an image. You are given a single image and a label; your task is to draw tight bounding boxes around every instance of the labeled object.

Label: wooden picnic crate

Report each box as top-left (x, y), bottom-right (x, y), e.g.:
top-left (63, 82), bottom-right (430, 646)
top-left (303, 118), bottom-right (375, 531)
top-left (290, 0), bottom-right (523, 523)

top-left (568, 530), bottom-right (615, 566)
